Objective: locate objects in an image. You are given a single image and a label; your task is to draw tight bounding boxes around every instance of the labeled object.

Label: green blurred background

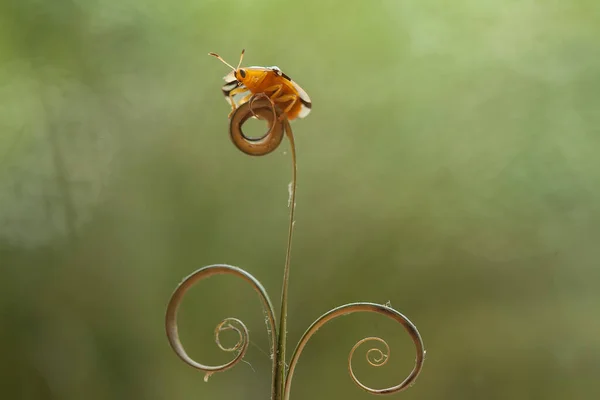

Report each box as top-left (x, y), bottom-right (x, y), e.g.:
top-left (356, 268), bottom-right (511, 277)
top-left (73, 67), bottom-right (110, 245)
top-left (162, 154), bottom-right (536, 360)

top-left (1, 0), bottom-right (600, 399)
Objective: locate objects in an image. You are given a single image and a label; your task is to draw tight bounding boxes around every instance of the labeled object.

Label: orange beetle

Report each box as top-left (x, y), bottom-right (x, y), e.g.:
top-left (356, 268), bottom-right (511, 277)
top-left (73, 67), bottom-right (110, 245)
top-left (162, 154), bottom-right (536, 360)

top-left (209, 49), bottom-right (312, 120)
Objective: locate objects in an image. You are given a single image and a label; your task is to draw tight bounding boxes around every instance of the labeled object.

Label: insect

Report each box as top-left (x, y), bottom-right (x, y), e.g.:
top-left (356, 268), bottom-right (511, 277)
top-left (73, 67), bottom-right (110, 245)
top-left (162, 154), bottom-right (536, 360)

top-left (209, 49), bottom-right (311, 120)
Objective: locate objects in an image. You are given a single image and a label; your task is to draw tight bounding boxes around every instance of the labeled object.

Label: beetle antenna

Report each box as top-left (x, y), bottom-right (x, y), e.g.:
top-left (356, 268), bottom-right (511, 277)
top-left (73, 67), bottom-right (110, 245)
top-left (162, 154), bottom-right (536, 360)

top-left (236, 49), bottom-right (245, 70)
top-left (208, 52), bottom-right (236, 71)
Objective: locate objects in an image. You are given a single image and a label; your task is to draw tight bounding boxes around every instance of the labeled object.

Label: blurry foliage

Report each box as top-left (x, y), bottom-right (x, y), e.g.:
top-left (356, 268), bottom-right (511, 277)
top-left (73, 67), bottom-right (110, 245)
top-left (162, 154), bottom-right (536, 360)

top-left (1, 0), bottom-right (600, 399)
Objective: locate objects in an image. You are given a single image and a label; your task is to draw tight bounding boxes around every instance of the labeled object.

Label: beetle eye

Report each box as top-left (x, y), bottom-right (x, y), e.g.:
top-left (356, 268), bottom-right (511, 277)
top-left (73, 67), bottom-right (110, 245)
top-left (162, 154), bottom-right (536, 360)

top-left (238, 69), bottom-right (246, 78)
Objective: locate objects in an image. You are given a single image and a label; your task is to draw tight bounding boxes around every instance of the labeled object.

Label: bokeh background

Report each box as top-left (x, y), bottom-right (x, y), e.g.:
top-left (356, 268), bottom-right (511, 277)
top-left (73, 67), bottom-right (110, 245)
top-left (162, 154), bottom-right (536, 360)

top-left (1, 0), bottom-right (600, 399)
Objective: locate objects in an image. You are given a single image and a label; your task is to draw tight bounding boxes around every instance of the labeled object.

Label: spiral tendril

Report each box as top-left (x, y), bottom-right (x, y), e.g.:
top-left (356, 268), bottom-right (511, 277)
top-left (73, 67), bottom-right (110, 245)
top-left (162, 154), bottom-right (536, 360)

top-left (356, 337), bottom-right (390, 367)
top-left (283, 303), bottom-right (425, 399)
top-left (214, 318), bottom-right (246, 353)
top-left (229, 96), bottom-right (285, 156)
top-left (165, 265), bottom-right (277, 384)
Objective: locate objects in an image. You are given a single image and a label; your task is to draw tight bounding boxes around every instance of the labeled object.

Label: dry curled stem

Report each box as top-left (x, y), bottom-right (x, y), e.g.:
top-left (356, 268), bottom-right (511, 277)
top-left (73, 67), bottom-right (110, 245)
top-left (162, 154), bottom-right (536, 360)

top-left (229, 95), bottom-right (287, 156)
top-left (284, 303), bottom-right (425, 398)
top-left (165, 264), bottom-right (277, 387)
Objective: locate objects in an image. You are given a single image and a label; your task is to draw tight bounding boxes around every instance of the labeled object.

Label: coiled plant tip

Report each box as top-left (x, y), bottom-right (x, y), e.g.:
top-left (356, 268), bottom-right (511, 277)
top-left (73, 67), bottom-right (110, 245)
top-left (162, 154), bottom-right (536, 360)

top-left (165, 94), bottom-right (425, 399)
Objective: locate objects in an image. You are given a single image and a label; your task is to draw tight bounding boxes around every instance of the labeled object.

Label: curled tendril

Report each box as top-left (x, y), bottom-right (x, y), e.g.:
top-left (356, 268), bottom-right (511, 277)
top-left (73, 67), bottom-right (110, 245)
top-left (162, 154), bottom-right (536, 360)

top-left (165, 264), bottom-right (278, 389)
top-left (355, 337), bottom-right (390, 367)
top-left (283, 302), bottom-right (425, 399)
top-left (214, 318), bottom-right (246, 353)
top-left (229, 96), bottom-right (286, 156)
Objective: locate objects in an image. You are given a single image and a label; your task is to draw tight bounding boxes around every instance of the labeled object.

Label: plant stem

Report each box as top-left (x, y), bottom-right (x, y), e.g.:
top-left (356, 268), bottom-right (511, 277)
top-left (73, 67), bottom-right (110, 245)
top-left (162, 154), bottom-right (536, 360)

top-left (274, 121), bottom-right (297, 400)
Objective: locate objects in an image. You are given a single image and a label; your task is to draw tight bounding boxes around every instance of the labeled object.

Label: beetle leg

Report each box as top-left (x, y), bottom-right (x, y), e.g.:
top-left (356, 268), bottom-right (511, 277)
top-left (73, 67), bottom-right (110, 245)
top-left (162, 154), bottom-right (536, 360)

top-left (262, 85), bottom-right (299, 119)
top-left (238, 92), bottom-right (253, 105)
top-left (227, 86), bottom-right (248, 117)
top-left (262, 84), bottom-right (284, 101)
top-left (273, 94), bottom-right (299, 114)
